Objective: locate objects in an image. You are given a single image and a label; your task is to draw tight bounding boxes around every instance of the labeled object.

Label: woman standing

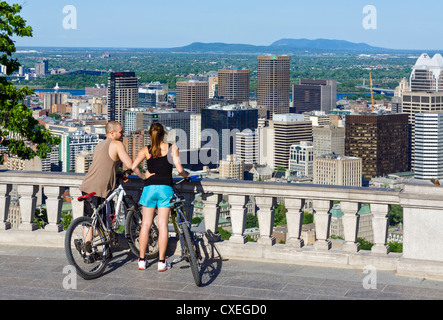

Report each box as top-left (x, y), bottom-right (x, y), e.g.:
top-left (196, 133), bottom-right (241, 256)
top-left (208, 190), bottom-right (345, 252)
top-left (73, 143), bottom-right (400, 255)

top-left (131, 123), bottom-right (189, 271)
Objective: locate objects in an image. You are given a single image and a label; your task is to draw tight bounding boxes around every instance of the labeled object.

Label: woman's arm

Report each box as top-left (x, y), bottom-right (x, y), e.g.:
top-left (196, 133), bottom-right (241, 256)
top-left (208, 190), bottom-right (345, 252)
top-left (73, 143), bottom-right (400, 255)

top-left (172, 144), bottom-right (189, 178)
top-left (132, 147), bottom-right (155, 180)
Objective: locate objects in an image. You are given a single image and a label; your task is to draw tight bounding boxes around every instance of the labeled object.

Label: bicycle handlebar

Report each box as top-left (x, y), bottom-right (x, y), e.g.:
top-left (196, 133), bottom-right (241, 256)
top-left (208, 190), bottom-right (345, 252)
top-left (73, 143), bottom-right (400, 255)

top-left (174, 175), bottom-right (201, 185)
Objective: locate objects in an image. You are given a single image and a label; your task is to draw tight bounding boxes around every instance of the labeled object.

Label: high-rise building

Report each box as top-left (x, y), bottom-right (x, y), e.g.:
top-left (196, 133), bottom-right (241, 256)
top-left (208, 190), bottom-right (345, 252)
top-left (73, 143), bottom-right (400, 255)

top-left (58, 130), bottom-right (100, 172)
top-left (313, 154), bottom-right (362, 186)
top-left (345, 114), bottom-right (409, 180)
top-left (107, 72), bottom-right (139, 124)
top-left (235, 130), bottom-right (259, 165)
top-left (35, 60), bottom-right (48, 76)
top-left (218, 68), bottom-right (250, 104)
top-left (190, 114), bottom-right (201, 149)
top-left (410, 53), bottom-right (443, 92)
top-left (401, 91), bottom-right (443, 169)
top-left (312, 125), bottom-right (345, 158)
top-left (131, 110), bottom-right (192, 150)
top-left (292, 79), bottom-right (337, 113)
top-left (257, 55), bottom-right (290, 118)
top-left (122, 130), bottom-right (150, 169)
top-left (201, 104), bottom-right (258, 160)
top-left (42, 92), bottom-right (68, 110)
top-left (268, 114), bottom-right (312, 169)
top-left (414, 112), bottom-right (443, 180)
top-left (176, 80), bottom-right (209, 113)
top-left (219, 155), bottom-right (245, 180)
top-left (289, 141), bottom-right (314, 177)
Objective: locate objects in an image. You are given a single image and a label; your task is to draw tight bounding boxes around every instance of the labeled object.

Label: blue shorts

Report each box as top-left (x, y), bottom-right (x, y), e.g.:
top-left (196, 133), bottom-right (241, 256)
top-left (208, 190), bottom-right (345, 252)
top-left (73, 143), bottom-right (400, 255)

top-left (139, 185), bottom-right (174, 208)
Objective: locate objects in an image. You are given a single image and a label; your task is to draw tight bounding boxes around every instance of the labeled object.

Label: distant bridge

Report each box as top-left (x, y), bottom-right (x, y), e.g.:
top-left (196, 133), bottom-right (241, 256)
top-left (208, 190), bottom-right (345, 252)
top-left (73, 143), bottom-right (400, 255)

top-left (355, 85), bottom-right (395, 96)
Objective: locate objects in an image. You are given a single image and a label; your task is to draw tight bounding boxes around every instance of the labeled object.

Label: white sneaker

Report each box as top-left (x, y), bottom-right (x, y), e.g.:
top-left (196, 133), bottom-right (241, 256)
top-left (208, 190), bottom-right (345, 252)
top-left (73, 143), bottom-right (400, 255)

top-left (138, 258), bottom-right (147, 270)
top-left (158, 259), bottom-right (171, 272)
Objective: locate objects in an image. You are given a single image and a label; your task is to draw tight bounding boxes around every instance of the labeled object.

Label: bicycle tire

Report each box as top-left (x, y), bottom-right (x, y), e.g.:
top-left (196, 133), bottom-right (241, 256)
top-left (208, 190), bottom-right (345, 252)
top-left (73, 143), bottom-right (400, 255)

top-left (125, 206), bottom-right (159, 260)
top-left (64, 216), bottom-right (109, 280)
top-left (182, 222), bottom-right (201, 286)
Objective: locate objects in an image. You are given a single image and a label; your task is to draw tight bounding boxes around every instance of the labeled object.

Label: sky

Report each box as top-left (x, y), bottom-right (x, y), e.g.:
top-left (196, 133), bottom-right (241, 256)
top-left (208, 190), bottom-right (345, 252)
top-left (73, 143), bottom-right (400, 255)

top-left (10, 0), bottom-right (443, 50)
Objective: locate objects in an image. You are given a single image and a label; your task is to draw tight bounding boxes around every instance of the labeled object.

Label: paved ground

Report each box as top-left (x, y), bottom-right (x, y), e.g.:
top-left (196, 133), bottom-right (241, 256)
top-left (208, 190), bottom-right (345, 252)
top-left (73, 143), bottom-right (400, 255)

top-left (1, 241), bottom-right (443, 304)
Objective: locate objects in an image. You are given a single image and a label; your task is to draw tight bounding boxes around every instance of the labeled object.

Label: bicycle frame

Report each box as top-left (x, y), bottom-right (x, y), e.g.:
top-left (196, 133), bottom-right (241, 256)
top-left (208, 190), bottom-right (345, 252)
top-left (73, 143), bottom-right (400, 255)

top-left (84, 184), bottom-right (127, 248)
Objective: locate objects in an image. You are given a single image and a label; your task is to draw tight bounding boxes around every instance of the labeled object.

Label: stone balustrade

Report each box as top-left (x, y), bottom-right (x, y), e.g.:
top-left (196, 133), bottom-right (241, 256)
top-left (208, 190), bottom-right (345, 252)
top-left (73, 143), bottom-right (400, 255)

top-left (0, 170), bottom-right (443, 279)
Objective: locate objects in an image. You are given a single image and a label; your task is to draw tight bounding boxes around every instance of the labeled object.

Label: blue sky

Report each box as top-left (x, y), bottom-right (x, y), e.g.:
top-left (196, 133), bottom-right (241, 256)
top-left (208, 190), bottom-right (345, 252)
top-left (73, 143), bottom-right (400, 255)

top-left (11, 0), bottom-right (443, 50)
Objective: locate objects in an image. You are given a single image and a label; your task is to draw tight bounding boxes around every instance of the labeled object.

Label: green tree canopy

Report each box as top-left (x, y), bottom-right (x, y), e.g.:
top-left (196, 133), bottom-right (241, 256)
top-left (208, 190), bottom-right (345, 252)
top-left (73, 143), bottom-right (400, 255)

top-left (0, 2), bottom-right (60, 161)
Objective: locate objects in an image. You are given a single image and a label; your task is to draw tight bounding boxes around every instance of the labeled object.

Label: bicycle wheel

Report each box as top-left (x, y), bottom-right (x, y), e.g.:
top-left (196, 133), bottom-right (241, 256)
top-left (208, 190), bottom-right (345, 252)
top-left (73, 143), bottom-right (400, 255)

top-left (64, 216), bottom-right (109, 280)
top-left (125, 206), bottom-right (159, 260)
top-left (182, 222), bottom-right (202, 286)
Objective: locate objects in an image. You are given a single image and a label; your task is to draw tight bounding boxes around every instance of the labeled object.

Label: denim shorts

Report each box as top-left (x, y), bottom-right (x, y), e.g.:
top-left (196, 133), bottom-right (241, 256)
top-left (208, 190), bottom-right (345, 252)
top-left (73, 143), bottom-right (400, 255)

top-left (139, 185), bottom-right (174, 208)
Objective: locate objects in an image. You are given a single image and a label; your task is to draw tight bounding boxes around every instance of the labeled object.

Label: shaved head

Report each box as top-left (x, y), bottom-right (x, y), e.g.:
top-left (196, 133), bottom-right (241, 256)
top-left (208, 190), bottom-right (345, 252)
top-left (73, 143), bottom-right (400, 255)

top-left (106, 121), bottom-right (122, 135)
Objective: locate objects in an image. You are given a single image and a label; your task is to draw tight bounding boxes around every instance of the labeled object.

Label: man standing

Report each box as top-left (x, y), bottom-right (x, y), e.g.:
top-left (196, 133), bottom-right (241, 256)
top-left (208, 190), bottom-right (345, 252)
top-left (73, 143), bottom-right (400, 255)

top-left (80, 121), bottom-right (143, 218)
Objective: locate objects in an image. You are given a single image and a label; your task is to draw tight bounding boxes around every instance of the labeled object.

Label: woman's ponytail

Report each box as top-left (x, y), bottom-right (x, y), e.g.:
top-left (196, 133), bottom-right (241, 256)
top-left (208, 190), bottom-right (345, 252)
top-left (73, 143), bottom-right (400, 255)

top-left (148, 122), bottom-right (166, 158)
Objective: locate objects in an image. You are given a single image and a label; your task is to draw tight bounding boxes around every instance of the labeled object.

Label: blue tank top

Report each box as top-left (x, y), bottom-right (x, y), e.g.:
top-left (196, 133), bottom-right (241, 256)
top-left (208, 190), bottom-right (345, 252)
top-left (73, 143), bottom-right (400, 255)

top-left (144, 143), bottom-right (173, 187)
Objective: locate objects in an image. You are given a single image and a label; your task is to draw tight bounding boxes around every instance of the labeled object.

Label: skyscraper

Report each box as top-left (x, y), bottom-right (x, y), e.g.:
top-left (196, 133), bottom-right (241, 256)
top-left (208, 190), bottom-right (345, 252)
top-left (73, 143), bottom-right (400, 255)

top-left (292, 79), bottom-right (337, 113)
top-left (268, 114), bottom-right (312, 169)
top-left (345, 114), bottom-right (409, 179)
top-left (176, 80), bottom-right (209, 113)
top-left (257, 55), bottom-right (290, 118)
top-left (107, 72), bottom-right (139, 125)
top-left (218, 68), bottom-right (250, 104)
top-left (402, 54), bottom-right (443, 169)
top-left (201, 104), bottom-right (258, 161)
top-left (410, 53), bottom-right (443, 92)
top-left (414, 112), bottom-right (443, 180)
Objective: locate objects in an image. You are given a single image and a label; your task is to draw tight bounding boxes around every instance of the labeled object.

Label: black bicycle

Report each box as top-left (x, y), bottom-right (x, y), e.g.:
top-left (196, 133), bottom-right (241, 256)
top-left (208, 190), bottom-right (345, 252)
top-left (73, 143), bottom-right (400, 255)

top-left (64, 171), bottom-right (159, 280)
top-left (169, 175), bottom-right (203, 286)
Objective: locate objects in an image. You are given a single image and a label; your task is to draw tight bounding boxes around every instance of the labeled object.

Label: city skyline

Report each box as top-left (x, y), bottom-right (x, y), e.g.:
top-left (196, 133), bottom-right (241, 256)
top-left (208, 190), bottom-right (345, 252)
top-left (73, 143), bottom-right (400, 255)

top-left (11, 0), bottom-right (443, 51)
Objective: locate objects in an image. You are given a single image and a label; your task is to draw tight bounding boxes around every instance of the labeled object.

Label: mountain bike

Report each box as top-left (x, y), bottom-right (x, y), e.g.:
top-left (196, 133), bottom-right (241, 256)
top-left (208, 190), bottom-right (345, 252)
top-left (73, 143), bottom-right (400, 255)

top-left (64, 170), bottom-right (159, 280)
top-left (168, 175), bottom-right (203, 286)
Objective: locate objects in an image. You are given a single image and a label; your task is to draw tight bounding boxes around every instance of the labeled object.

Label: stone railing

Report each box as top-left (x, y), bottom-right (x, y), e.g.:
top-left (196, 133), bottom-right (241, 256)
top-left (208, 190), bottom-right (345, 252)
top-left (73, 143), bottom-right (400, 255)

top-left (1, 171), bottom-right (443, 279)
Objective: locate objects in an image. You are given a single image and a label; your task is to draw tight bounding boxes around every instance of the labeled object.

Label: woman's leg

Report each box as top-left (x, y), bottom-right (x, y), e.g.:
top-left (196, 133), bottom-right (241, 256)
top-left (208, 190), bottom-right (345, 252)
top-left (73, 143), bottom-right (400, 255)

top-left (138, 206), bottom-right (155, 260)
top-left (157, 206), bottom-right (171, 261)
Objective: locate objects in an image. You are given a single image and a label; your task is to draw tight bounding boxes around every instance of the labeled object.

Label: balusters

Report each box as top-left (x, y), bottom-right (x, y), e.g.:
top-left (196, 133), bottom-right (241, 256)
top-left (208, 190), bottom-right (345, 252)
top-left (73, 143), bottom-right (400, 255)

top-left (69, 187), bottom-right (84, 220)
top-left (43, 186), bottom-right (64, 232)
top-left (17, 185), bottom-right (39, 231)
top-left (370, 203), bottom-right (390, 254)
top-left (341, 201), bottom-right (361, 252)
top-left (228, 195), bottom-right (248, 244)
top-left (255, 196), bottom-right (275, 246)
top-left (0, 184), bottom-right (12, 230)
top-left (202, 193), bottom-right (221, 236)
top-left (312, 199), bottom-right (332, 250)
top-left (285, 198), bottom-right (305, 248)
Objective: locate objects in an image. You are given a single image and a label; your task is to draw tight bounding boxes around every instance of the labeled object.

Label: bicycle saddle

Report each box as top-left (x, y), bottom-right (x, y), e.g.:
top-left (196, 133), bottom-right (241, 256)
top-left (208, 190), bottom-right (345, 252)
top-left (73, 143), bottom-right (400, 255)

top-left (77, 192), bottom-right (96, 201)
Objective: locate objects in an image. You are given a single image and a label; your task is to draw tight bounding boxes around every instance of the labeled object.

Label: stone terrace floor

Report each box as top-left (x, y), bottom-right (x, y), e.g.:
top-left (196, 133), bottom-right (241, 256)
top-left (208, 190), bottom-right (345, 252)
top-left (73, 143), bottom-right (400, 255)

top-left (1, 243), bottom-right (443, 304)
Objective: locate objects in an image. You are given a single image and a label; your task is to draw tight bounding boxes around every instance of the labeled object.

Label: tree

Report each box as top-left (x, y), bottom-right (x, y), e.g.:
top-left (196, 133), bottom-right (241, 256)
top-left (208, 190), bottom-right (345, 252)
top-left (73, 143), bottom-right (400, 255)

top-left (0, 2), bottom-right (60, 162)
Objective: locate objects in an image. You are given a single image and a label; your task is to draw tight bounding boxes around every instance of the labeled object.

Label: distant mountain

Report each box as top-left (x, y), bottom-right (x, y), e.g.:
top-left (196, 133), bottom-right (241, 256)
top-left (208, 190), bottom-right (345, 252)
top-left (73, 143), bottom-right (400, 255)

top-left (163, 38), bottom-right (393, 54)
top-left (270, 38), bottom-right (385, 51)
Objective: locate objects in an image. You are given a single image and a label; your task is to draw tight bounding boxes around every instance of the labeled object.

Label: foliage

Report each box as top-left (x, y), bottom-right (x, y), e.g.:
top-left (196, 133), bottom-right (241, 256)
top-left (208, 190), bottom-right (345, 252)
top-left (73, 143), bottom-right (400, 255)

top-left (60, 212), bottom-right (72, 231)
top-left (245, 213), bottom-right (258, 228)
top-left (191, 216), bottom-right (202, 225)
top-left (303, 213), bottom-right (314, 224)
top-left (217, 227), bottom-right (231, 241)
top-left (388, 241), bottom-right (403, 253)
top-left (274, 204), bottom-right (287, 226)
top-left (33, 208), bottom-right (48, 229)
top-left (357, 237), bottom-right (374, 250)
top-left (388, 204), bottom-right (403, 226)
top-left (0, 2), bottom-right (60, 161)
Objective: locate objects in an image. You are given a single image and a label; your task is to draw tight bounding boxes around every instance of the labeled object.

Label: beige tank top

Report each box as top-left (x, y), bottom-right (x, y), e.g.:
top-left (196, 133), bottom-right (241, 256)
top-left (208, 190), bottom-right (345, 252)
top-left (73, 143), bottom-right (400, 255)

top-left (79, 139), bottom-right (120, 198)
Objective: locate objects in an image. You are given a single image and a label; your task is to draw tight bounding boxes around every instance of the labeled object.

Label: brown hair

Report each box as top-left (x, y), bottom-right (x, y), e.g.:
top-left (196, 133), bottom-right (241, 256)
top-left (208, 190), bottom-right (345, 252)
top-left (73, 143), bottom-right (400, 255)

top-left (148, 122), bottom-right (166, 158)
